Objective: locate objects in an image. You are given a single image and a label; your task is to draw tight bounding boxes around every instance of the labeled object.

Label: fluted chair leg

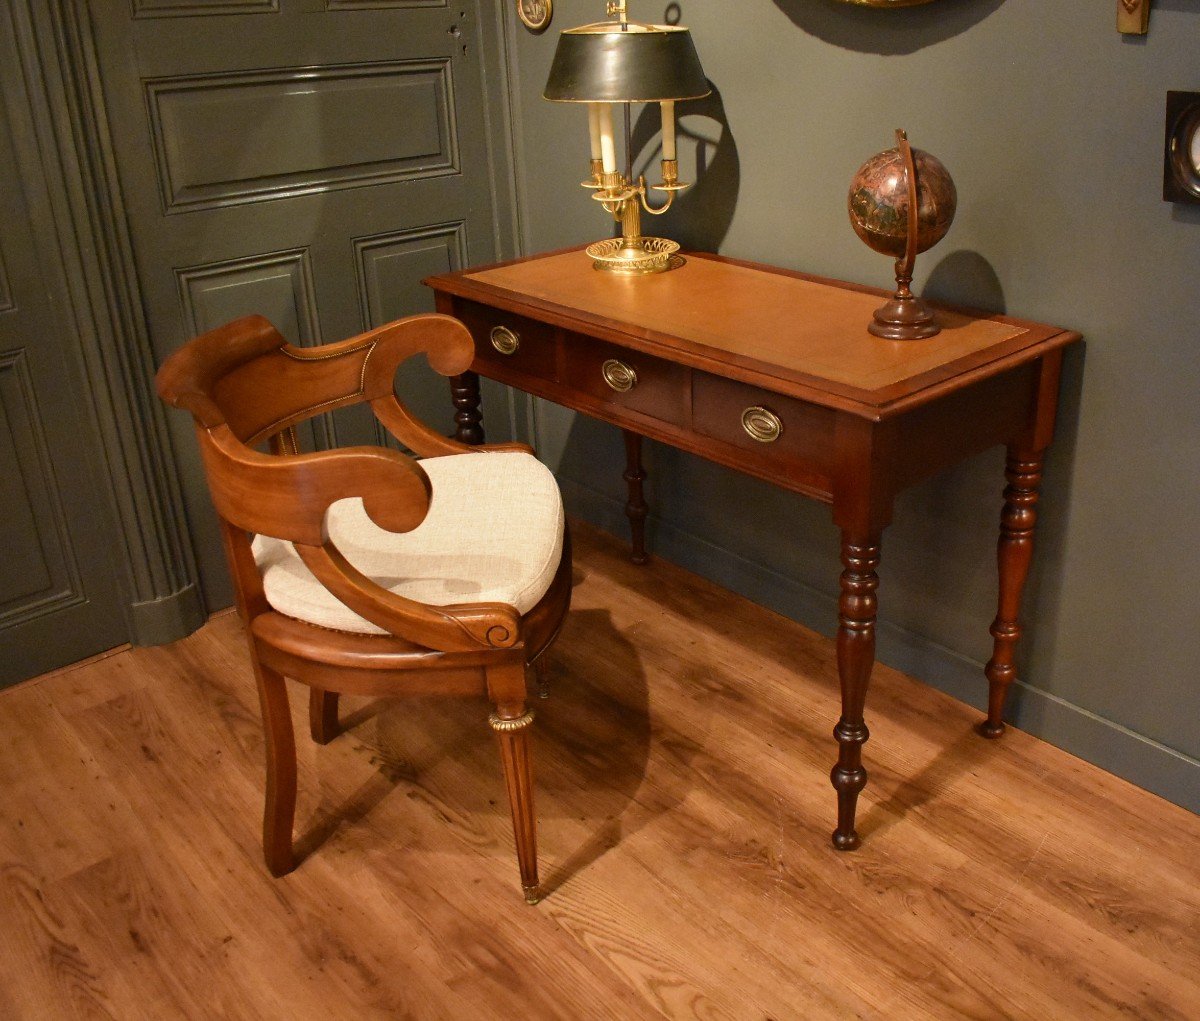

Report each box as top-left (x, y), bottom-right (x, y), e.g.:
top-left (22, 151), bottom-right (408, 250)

top-left (251, 656), bottom-right (297, 877)
top-left (308, 688), bottom-right (340, 745)
top-left (490, 704), bottom-right (539, 904)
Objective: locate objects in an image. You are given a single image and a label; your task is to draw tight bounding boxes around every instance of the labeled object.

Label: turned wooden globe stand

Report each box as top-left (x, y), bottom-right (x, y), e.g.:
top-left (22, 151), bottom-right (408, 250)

top-left (869, 131), bottom-right (940, 341)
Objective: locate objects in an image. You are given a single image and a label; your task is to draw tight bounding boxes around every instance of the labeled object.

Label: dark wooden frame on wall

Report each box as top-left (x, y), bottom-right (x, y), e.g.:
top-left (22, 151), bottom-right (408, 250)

top-left (2, 0), bottom-right (526, 644)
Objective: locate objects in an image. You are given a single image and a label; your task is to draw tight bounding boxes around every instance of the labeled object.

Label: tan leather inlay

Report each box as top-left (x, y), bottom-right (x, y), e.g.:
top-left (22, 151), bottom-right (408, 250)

top-left (469, 252), bottom-right (1027, 393)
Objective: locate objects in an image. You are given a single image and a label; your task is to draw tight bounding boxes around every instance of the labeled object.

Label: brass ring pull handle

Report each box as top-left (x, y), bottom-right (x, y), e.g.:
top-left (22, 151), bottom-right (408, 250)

top-left (490, 325), bottom-right (520, 355)
top-left (601, 358), bottom-right (638, 393)
top-left (742, 405), bottom-right (783, 443)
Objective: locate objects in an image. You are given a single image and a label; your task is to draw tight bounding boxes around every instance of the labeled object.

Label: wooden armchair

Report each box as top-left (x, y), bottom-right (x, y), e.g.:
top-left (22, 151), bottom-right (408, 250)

top-left (155, 313), bottom-right (571, 904)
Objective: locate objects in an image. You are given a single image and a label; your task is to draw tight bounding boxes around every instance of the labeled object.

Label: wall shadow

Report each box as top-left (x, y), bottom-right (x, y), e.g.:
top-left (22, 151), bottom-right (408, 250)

top-left (629, 80), bottom-right (740, 254)
top-left (771, 0), bottom-right (1006, 56)
top-left (1171, 202), bottom-right (1200, 225)
top-left (923, 249), bottom-right (1007, 314)
top-left (1006, 338), bottom-right (1086, 724)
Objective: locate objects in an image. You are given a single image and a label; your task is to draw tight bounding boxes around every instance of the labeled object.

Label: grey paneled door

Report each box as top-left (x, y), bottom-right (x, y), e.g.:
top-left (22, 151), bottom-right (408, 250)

top-left (0, 36), bottom-right (127, 686)
top-left (88, 0), bottom-right (514, 610)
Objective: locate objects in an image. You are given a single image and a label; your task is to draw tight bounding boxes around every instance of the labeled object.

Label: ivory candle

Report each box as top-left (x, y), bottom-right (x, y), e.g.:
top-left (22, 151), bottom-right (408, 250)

top-left (660, 100), bottom-right (677, 161)
top-left (598, 103), bottom-right (617, 174)
top-left (587, 103), bottom-right (602, 161)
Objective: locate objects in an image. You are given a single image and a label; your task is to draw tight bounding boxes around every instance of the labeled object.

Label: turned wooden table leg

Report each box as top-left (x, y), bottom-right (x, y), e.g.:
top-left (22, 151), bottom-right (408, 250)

top-left (980, 448), bottom-right (1045, 738)
top-left (831, 533), bottom-right (882, 851)
top-left (622, 430), bottom-right (649, 565)
top-left (450, 371), bottom-right (484, 445)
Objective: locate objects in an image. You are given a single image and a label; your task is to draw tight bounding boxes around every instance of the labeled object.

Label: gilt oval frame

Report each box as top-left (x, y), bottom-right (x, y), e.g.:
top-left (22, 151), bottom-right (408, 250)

top-left (836, 0), bottom-right (937, 7)
top-left (516, 0), bottom-right (553, 33)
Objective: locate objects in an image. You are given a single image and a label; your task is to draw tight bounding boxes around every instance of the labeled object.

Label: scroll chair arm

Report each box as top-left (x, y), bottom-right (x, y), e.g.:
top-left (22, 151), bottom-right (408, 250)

top-left (198, 424), bottom-right (432, 546)
top-left (370, 394), bottom-right (533, 458)
top-left (199, 424), bottom-right (520, 651)
top-left (356, 310), bottom-right (531, 456)
top-left (295, 541), bottom-right (521, 653)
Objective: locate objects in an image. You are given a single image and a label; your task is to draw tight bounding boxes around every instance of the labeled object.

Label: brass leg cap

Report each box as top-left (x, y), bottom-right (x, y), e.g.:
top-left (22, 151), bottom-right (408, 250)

top-left (523, 885), bottom-right (542, 906)
top-left (489, 710), bottom-right (535, 733)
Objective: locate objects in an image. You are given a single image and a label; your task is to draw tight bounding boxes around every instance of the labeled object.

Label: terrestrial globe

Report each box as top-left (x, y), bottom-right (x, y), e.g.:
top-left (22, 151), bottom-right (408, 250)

top-left (848, 146), bottom-right (957, 260)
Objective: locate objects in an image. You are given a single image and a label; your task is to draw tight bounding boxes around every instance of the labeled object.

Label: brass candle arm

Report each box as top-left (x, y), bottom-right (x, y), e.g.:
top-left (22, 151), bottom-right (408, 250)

top-left (638, 176), bottom-right (675, 216)
top-left (587, 159), bottom-right (687, 216)
top-left (642, 158), bottom-right (686, 215)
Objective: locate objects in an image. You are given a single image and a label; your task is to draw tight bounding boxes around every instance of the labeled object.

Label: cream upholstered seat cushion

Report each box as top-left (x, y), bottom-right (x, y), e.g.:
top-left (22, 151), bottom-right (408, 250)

top-left (251, 451), bottom-right (564, 635)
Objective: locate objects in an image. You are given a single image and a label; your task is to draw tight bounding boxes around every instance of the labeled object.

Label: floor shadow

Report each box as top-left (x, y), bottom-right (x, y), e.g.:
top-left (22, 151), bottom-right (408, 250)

top-left (533, 606), bottom-right (663, 897)
top-left (290, 602), bottom-right (671, 896)
top-left (857, 724), bottom-right (997, 841)
top-left (336, 697), bottom-right (391, 735)
top-left (294, 768), bottom-right (404, 864)
top-left (771, 0), bottom-right (1007, 55)
top-left (293, 689), bottom-right (447, 863)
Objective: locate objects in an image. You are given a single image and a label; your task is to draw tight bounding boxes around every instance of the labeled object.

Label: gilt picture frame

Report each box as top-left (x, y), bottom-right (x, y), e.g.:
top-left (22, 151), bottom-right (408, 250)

top-left (834, 0), bottom-right (938, 7)
top-left (517, 0), bottom-right (553, 34)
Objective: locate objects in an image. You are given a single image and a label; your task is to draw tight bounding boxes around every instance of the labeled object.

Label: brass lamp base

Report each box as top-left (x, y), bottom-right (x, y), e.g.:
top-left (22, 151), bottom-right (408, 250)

top-left (586, 236), bottom-right (680, 274)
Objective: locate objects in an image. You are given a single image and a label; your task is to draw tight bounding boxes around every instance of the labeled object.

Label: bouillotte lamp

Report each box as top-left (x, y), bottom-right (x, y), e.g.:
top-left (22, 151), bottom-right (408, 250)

top-left (543, 0), bottom-right (709, 273)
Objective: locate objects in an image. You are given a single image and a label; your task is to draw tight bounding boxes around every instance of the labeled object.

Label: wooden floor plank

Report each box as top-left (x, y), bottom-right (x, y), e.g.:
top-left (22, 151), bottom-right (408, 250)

top-left (1, 519), bottom-right (1197, 1020)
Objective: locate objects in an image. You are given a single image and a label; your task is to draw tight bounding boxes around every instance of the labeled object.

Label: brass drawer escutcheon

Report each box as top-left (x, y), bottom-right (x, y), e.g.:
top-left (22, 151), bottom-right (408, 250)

top-left (602, 358), bottom-right (638, 392)
top-left (742, 405), bottom-right (783, 443)
top-left (490, 325), bottom-right (521, 355)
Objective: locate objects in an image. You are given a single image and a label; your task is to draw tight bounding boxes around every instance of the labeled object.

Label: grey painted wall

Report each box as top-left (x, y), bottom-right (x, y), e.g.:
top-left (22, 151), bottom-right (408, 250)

top-left (502, 0), bottom-right (1200, 811)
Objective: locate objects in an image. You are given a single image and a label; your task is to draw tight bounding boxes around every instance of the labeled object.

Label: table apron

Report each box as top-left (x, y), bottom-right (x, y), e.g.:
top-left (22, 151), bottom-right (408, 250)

top-left (442, 293), bottom-right (1047, 511)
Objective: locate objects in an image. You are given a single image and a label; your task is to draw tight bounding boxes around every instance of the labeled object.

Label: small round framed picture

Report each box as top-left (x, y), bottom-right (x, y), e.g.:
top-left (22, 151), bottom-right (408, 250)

top-left (517, 0), bottom-right (553, 33)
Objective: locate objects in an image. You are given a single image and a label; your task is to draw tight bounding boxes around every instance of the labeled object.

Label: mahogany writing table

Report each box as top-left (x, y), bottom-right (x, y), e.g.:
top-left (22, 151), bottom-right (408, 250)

top-left (425, 248), bottom-right (1081, 850)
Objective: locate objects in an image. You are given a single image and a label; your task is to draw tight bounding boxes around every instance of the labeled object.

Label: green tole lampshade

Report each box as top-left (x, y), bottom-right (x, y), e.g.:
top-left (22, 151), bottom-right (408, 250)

top-left (543, 21), bottom-right (710, 104)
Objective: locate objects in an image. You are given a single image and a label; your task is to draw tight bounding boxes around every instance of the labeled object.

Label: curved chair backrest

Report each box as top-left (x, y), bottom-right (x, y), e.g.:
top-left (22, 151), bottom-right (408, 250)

top-left (157, 313), bottom-right (474, 445)
top-left (154, 313), bottom-right (522, 652)
top-left (155, 313), bottom-right (482, 543)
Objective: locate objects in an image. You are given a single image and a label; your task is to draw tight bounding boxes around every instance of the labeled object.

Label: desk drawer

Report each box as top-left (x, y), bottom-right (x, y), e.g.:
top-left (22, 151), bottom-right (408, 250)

top-left (455, 300), bottom-right (557, 382)
top-left (692, 374), bottom-right (834, 473)
top-left (563, 334), bottom-right (689, 426)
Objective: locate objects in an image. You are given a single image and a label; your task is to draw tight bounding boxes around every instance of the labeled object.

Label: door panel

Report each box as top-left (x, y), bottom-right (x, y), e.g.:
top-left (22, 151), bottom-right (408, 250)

top-left (87, 0), bottom-right (513, 610)
top-left (144, 59), bottom-right (457, 212)
top-left (0, 54), bottom-right (127, 685)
